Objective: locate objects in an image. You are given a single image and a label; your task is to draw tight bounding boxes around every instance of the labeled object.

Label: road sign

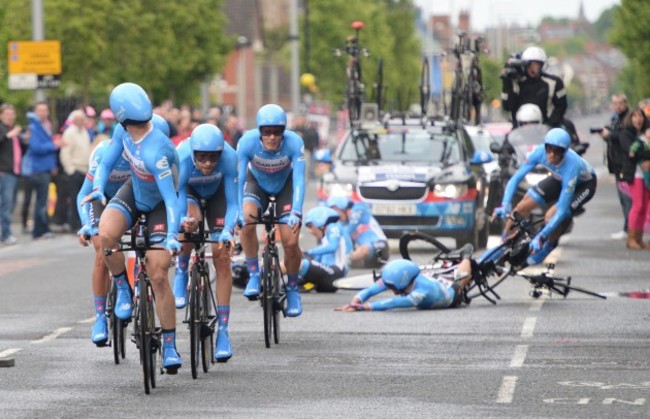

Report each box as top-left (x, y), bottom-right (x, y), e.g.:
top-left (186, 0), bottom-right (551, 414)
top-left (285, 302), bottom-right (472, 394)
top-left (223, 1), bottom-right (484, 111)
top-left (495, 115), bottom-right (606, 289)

top-left (7, 40), bottom-right (61, 75)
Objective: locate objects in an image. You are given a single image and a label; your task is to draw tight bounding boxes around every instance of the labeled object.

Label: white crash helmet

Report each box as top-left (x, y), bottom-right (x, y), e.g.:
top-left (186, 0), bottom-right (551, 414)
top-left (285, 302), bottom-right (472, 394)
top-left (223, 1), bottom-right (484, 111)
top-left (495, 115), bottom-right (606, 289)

top-left (516, 104), bottom-right (543, 125)
top-left (522, 46), bottom-right (547, 65)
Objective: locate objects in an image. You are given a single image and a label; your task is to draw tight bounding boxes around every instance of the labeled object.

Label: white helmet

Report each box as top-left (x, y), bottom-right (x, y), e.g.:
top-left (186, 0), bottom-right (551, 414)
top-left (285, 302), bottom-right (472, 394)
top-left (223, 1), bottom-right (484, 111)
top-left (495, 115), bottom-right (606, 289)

top-left (516, 104), bottom-right (543, 125)
top-left (522, 46), bottom-right (547, 65)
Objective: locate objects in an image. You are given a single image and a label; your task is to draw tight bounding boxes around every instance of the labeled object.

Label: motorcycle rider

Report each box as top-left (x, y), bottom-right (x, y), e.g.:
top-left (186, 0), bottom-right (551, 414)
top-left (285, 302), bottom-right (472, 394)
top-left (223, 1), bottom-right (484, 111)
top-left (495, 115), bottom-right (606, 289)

top-left (501, 46), bottom-right (567, 128)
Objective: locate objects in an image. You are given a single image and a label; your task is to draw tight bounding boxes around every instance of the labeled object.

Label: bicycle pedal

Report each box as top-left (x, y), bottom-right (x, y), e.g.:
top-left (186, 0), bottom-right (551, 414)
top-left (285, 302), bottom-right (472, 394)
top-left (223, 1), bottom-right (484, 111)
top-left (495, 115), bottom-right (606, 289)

top-left (200, 324), bottom-right (213, 339)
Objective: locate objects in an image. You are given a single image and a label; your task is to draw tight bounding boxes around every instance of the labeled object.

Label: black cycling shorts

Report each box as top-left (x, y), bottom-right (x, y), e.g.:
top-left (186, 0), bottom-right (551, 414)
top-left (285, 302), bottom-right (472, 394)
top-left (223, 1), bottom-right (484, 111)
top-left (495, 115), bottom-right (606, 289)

top-left (243, 170), bottom-right (294, 219)
top-left (301, 259), bottom-right (344, 293)
top-left (106, 179), bottom-right (168, 241)
top-left (530, 175), bottom-right (597, 213)
top-left (186, 182), bottom-right (227, 234)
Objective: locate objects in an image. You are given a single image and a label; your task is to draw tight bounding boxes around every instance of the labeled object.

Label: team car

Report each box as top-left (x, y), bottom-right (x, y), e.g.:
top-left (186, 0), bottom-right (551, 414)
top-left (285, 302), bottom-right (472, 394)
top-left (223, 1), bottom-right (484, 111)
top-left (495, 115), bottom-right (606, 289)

top-left (317, 117), bottom-right (493, 248)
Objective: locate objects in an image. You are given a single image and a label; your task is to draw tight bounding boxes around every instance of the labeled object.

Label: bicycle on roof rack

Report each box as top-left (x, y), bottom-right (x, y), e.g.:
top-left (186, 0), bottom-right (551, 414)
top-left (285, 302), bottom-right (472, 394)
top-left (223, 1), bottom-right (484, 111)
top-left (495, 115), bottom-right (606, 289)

top-left (448, 32), bottom-right (484, 126)
top-left (334, 21), bottom-right (368, 126)
top-left (399, 212), bottom-right (606, 305)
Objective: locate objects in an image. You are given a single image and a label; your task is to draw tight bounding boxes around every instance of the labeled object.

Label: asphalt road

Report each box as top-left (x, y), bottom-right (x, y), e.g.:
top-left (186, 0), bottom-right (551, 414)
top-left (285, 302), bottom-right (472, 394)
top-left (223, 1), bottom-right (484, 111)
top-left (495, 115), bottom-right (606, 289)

top-left (1, 113), bottom-right (650, 418)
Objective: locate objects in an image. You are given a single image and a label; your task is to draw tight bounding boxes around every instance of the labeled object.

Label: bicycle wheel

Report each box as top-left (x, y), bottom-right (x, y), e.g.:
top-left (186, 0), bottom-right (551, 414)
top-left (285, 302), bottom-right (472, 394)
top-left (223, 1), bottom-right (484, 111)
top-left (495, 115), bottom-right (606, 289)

top-left (137, 275), bottom-right (152, 394)
top-left (107, 281), bottom-right (123, 365)
top-left (399, 231), bottom-right (451, 266)
top-left (262, 247), bottom-right (273, 348)
top-left (374, 58), bottom-right (384, 111)
top-left (189, 267), bottom-right (201, 379)
top-left (200, 270), bottom-right (214, 373)
top-left (272, 260), bottom-right (282, 345)
top-left (347, 60), bottom-right (362, 123)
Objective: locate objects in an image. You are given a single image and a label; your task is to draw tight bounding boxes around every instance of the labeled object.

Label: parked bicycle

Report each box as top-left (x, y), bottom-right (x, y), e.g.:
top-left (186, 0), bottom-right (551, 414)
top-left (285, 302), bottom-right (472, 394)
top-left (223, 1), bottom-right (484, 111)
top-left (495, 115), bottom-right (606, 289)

top-left (179, 207), bottom-right (219, 379)
top-left (105, 214), bottom-right (166, 394)
top-left (399, 212), bottom-right (606, 305)
top-left (334, 21), bottom-right (368, 125)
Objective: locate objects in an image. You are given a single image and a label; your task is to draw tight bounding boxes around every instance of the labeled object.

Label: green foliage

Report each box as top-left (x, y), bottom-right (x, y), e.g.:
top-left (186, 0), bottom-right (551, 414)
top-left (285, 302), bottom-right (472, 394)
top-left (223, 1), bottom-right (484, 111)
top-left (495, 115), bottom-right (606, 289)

top-left (542, 36), bottom-right (588, 58)
top-left (304, 0), bottom-right (421, 111)
top-left (593, 6), bottom-right (616, 43)
top-left (0, 0), bottom-right (230, 107)
top-left (479, 55), bottom-right (502, 104)
top-left (610, 0), bottom-right (650, 99)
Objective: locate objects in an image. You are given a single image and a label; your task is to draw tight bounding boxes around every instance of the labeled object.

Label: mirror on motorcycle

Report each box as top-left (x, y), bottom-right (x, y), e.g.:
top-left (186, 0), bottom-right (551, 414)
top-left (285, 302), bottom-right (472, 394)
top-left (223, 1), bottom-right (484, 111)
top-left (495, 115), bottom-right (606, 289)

top-left (489, 141), bottom-right (503, 154)
top-left (470, 150), bottom-right (493, 165)
top-left (572, 142), bottom-right (590, 156)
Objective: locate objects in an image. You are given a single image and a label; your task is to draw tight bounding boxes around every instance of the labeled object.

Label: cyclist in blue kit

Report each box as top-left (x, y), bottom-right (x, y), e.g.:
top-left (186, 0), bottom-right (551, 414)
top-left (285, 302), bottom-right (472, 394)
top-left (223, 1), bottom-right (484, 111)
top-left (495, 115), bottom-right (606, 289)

top-left (76, 114), bottom-right (169, 347)
top-left (297, 206), bottom-right (352, 292)
top-left (336, 257), bottom-right (473, 311)
top-left (83, 82), bottom-right (182, 373)
top-left (237, 104), bottom-right (306, 317)
top-left (172, 123), bottom-right (238, 362)
top-left (495, 128), bottom-right (597, 266)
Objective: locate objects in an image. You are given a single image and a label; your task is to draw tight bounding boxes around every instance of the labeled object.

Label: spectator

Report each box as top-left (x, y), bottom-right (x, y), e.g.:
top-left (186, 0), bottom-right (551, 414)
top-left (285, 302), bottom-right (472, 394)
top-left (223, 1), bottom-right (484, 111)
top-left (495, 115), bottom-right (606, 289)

top-left (59, 110), bottom-right (91, 231)
top-left (223, 114), bottom-right (243, 148)
top-left (292, 115), bottom-right (319, 179)
top-left (98, 108), bottom-right (116, 137)
top-left (0, 104), bottom-right (23, 245)
top-left (619, 107), bottom-right (650, 250)
top-left (25, 102), bottom-right (59, 240)
top-left (171, 110), bottom-right (192, 146)
top-left (599, 94), bottom-right (631, 240)
top-left (206, 106), bottom-right (222, 127)
top-left (84, 106), bottom-right (98, 142)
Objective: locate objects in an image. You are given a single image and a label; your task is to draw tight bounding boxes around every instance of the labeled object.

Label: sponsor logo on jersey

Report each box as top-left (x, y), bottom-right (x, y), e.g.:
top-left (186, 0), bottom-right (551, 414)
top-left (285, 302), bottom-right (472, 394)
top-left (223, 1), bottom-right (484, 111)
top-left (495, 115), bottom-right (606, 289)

top-left (156, 156), bottom-right (169, 170)
top-left (153, 223), bottom-right (165, 232)
top-left (215, 217), bottom-right (225, 226)
top-left (283, 204), bottom-right (292, 212)
top-left (189, 172), bottom-right (222, 185)
top-left (122, 147), bottom-right (154, 181)
top-left (251, 155), bottom-right (290, 173)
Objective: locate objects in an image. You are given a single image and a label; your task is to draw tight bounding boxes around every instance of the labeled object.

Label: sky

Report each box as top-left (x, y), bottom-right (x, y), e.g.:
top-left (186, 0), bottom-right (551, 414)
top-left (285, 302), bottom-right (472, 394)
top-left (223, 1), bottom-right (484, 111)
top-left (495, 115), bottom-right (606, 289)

top-left (414, 0), bottom-right (620, 30)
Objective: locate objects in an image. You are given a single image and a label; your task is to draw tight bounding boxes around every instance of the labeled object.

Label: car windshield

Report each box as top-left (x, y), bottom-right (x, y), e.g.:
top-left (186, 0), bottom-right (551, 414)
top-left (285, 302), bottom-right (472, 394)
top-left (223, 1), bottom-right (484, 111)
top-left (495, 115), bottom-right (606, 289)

top-left (339, 130), bottom-right (460, 165)
top-left (468, 130), bottom-right (495, 157)
top-left (507, 125), bottom-right (550, 147)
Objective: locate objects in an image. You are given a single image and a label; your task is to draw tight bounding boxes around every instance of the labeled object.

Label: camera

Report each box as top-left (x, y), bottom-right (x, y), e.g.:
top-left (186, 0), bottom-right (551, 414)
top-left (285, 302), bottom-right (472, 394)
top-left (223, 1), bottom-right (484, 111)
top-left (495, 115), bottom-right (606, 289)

top-left (589, 125), bottom-right (610, 134)
top-left (502, 52), bottom-right (525, 79)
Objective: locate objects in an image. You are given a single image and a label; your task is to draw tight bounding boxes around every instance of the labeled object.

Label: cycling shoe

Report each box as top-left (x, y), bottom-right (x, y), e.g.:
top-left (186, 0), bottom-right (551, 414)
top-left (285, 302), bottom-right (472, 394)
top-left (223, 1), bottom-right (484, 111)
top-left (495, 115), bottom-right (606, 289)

top-left (173, 269), bottom-right (189, 309)
top-left (162, 346), bottom-right (182, 374)
top-left (243, 273), bottom-right (261, 300)
top-left (285, 286), bottom-right (302, 317)
top-left (91, 316), bottom-right (108, 347)
top-left (215, 329), bottom-right (232, 362)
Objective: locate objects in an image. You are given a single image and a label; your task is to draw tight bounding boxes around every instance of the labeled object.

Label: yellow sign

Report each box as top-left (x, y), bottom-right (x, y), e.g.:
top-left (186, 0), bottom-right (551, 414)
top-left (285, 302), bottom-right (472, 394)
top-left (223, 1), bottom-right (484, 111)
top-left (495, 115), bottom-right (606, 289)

top-left (8, 40), bottom-right (61, 75)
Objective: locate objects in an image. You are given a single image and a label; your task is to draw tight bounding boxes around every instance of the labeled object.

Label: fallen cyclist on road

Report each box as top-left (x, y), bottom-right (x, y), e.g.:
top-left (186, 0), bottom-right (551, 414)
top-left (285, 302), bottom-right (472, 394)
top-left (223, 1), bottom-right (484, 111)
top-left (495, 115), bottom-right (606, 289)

top-left (494, 128), bottom-right (597, 266)
top-left (335, 254), bottom-right (473, 312)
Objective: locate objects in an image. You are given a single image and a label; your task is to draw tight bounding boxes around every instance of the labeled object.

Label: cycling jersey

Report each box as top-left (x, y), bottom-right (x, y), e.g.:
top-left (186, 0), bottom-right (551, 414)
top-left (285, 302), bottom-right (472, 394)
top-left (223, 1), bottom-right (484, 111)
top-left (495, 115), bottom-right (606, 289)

top-left (502, 145), bottom-right (596, 238)
top-left (175, 139), bottom-right (238, 236)
top-left (92, 123), bottom-right (179, 231)
top-left (347, 202), bottom-right (387, 246)
top-left (76, 140), bottom-right (131, 232)
top-left (302, 221), bottom-right (350, 274)
top-left (354, 274), bottom-right (459, 311)
top-left (236, 128), bottom-right (306, 215)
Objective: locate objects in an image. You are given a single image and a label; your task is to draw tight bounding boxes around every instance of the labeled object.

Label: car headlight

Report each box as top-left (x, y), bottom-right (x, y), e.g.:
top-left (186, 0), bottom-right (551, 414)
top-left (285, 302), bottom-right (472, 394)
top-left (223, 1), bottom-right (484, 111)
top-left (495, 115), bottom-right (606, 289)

top-left (323, 181), bottom-right (354, 197)
top-left (433, 183), bottom-right (468, 199)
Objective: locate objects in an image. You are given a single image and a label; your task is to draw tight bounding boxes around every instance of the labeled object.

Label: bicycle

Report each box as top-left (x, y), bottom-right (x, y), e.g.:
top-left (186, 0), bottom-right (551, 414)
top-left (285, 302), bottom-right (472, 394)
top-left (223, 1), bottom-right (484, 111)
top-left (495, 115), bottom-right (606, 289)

top-left (420, 57), bottom-right (430, 117)
top-left (399, 212), bottom-right (606, 305)
top-left (449, 32), bottom-right (483, 125)
top-left (105, 214), bottom-right (166, 394)
top-left (334, 21), bottom-right (368, 126)
top-left (246, 196), bottom-right (287, 348)
top-left (179, 207), bottom-right (219, 379)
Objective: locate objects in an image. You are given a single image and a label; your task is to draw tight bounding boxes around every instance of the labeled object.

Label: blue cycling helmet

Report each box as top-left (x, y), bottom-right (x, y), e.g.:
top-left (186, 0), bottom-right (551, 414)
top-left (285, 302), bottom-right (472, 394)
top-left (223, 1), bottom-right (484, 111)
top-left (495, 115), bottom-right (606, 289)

top-left (313, 148), bottom-right (332, 163)
top-left (381, 259), bottom-right (420, 292)
top-left (326, 195), bottom-right (353, 211)
top-left (304, 206), bottom-right (340, 229)
top-left (256, 104), bottom-right (287, 128)
top-left (190, 124), bottom-right (225, 153)
top-left (109, 82), bottom-right (152, 125)
top-left (544, 128), bottom-right (571, 150)
top-left (151, 113), bottom-right (170, 137)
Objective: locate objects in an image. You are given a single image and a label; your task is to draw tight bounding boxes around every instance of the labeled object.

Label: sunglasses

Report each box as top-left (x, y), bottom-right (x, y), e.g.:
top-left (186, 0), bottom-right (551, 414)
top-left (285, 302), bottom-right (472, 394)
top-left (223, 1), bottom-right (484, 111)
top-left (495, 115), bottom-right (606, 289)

top-left (194, 151), bottom-right (221, 164)
top-left (260, 127), bottom-right (285, 137)
top-left (545, 144), bottom-right (566, 155)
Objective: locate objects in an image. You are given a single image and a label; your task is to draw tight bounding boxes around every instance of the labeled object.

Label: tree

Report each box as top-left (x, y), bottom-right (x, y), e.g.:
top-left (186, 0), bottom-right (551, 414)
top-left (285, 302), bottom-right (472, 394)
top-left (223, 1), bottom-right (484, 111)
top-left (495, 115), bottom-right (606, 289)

top-left (610, 0), bottom-right (650, 99)
top-left (0, 0), bottom-right (231, 107)
top-left (304, 0), bottom-right (421, 112)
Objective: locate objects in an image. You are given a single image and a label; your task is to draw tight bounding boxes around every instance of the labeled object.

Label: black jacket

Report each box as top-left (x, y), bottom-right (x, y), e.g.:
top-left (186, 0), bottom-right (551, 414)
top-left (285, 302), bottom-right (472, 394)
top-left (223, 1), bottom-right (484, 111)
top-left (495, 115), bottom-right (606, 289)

top-left (502, 72), bottom-right (567, 127)
top-left (604, 108), bottom-right (628, 175)
top-left (0, 122), bottom-right (18, 174)
top-left (619, 126), bottom-right (650, 184)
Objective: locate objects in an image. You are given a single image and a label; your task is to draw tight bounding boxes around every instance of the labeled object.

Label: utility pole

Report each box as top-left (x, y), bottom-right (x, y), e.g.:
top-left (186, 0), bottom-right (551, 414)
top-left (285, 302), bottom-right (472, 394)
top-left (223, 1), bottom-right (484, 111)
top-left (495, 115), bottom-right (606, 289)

top-left (289, 0), bottom-right (300, 116)
top-left (32, 0), bottom-right (45, 102)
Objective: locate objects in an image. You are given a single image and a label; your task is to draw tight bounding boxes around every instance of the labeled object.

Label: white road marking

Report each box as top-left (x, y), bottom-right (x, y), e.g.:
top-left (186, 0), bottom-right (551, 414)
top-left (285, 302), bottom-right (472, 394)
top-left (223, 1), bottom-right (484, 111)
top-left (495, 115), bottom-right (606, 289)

top-left (529, 299), bottom-right (545, 311)
top-left (31, 327), bottom-right (73, 344)
top-left (496, 376), bottom-right (518, 403)
top-left (509, 345), bottom-right (528, 368)
top-left (0, 348), bottom-right (22, 358)
top-left (521, 317), bottom-right (537, 338)
top-left (79, 317), bottom-right (95, 324)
